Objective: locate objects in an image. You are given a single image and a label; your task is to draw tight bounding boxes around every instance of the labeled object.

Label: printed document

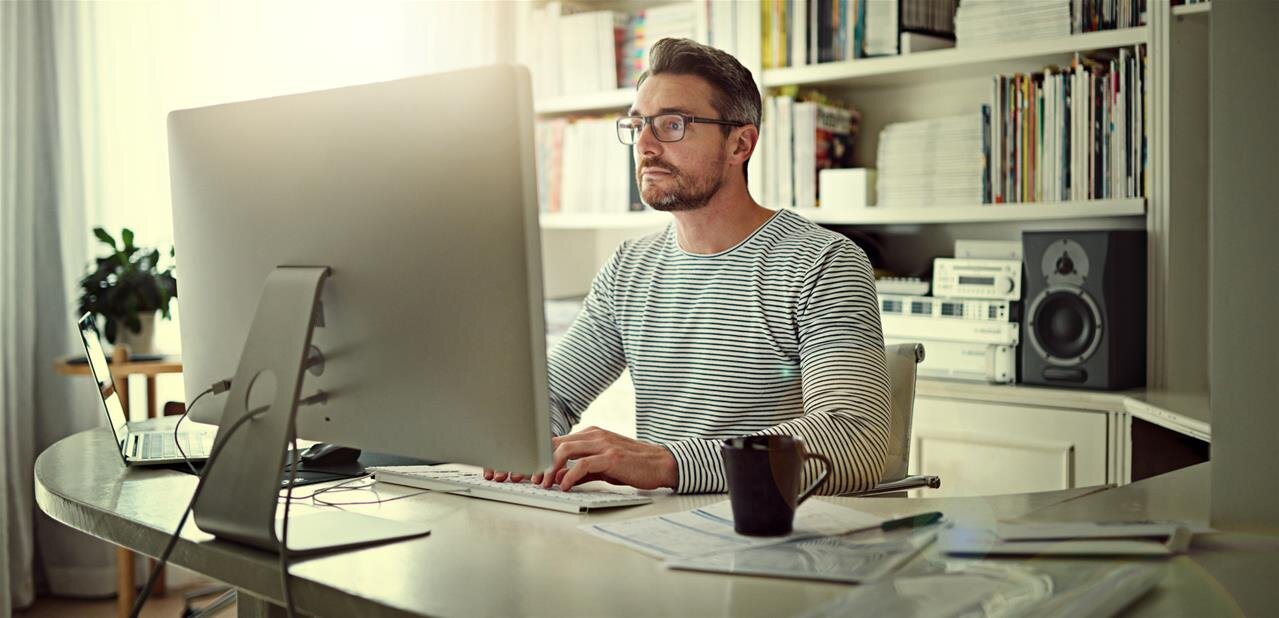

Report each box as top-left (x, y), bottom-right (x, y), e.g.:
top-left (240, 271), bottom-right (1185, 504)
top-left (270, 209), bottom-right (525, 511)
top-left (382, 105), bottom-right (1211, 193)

top-left (581, 499), bottom-right (885, 560)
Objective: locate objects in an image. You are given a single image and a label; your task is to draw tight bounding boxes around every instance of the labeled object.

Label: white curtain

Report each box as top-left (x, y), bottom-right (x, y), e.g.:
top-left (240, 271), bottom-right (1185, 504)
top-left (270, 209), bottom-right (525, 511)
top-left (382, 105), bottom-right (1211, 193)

top-left (3, 1), bottom-right (509, 610)
top-left (2, 1), bottom-right (102, 611)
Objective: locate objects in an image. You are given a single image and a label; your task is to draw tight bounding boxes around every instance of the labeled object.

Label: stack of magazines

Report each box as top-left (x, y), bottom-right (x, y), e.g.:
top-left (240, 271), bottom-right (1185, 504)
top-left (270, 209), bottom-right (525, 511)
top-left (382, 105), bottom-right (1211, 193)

top-left (955, 0), bottom-right (1072, 47)
top-left (876, 115), bottom-right (984, 207)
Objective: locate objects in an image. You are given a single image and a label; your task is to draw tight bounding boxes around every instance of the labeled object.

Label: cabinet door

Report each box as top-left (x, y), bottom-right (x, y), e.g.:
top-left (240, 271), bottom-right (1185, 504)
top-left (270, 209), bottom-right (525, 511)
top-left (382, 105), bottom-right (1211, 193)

top-left (910, 398), bottom-right (1109, 497)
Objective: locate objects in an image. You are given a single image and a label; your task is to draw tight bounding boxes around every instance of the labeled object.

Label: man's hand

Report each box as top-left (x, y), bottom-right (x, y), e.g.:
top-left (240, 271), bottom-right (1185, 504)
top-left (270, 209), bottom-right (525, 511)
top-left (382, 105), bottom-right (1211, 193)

top-left (531, 426), bottom-right (678, 492)
top-left (482, 469), bottom-right (529, 483)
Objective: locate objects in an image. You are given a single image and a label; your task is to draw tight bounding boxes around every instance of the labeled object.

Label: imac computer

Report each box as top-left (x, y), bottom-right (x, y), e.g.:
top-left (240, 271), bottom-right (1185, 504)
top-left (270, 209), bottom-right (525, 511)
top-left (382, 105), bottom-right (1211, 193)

top-left (167, 65), bottom-right (552, 551)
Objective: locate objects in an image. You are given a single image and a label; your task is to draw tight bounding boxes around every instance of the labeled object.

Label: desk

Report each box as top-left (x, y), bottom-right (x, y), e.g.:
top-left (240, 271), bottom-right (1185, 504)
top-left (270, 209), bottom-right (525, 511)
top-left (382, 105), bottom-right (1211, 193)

top-left (51, 350), bottom-right (183, 616)
top-left (35, 427), bottom-right (1274, 617)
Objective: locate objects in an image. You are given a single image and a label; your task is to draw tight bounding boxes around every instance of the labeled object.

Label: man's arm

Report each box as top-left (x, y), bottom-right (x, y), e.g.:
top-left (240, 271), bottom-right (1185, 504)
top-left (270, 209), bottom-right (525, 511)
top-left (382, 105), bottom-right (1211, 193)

top-left (544, 249), bottom-right (629, 436)
top-left (663, 241), bottom-right (892, 494)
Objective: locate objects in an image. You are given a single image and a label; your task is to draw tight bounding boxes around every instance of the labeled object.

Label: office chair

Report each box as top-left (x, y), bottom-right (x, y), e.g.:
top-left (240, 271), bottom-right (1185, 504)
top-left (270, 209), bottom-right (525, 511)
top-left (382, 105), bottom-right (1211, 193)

top-left (843, 343), bottom-right (941, 497)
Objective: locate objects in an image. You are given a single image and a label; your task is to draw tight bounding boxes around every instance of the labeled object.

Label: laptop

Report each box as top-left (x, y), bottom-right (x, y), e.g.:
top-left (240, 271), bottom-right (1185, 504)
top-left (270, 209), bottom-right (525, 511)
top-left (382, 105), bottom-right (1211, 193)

top-left (77, 313), bottom-right (215, 466)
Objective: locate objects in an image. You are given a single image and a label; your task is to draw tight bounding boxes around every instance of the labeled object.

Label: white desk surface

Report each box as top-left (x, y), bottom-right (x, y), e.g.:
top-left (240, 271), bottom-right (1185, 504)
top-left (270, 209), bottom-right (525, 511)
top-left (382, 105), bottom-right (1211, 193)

top-left (37, 429), bottom-right (1271, 616)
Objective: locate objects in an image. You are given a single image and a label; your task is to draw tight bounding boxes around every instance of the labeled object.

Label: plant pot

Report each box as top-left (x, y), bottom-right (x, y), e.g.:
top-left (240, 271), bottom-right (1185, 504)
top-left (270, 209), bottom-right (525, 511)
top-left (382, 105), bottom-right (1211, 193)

top-left (118, 311), bottom-right (157, 355)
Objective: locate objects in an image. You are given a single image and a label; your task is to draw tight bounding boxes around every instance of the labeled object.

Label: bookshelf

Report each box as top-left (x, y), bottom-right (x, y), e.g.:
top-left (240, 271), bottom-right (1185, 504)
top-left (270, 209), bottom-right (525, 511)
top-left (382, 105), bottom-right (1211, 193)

top-left (798, 197), bottom-right (1145, 225)
top-left (534, 88), bottom-right (634, 116)
top-left (760, 27), bottom-right (1149, 89)
top-left (519, 0), bottom-right (1209, 397)
top-left (517, 0), bottom-right (1215, 498)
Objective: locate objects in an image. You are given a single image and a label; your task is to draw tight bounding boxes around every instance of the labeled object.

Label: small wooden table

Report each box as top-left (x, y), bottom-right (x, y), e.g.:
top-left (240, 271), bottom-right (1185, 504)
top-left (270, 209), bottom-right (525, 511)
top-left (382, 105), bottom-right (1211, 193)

top-left (52, 346), bottom-right (183, 618)
top-left (53, 346), bottom-right (183, 419)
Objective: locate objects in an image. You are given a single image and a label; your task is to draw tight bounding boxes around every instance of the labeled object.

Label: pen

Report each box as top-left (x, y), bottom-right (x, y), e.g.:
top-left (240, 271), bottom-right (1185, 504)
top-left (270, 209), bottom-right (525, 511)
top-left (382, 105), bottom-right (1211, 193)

top-left (881, 511), bottom-right (943, 531)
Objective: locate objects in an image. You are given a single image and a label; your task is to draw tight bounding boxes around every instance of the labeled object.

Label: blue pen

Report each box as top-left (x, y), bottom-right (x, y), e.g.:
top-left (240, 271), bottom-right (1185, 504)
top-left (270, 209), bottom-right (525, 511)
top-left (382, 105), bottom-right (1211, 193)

top-left (881, 511), bottom-right (943, 531)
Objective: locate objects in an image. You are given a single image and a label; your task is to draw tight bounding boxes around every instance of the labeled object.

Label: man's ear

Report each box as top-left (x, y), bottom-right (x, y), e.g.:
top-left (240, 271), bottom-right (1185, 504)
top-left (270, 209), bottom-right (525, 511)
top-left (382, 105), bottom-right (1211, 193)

top-left (730, 125), bottom-right (759, 166)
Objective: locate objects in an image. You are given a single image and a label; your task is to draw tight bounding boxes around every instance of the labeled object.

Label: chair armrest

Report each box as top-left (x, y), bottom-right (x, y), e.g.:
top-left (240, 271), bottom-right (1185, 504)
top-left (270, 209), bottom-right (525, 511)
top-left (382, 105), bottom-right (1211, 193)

top-left (842, 475), bottom-right (941, 497)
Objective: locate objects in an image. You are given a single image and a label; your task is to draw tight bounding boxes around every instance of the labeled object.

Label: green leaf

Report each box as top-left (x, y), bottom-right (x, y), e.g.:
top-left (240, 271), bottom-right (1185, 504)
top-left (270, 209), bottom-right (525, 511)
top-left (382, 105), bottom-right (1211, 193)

top-left (93, 227), bottom-right (117, 251)
top-left (121, 228), bottom-right (135, 251)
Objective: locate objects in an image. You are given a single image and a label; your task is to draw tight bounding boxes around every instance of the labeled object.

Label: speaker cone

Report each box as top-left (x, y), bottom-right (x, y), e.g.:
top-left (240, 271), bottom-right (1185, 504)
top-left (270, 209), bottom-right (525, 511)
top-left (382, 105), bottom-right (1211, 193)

top-left (1027, 287), bottom-right (1103, 364)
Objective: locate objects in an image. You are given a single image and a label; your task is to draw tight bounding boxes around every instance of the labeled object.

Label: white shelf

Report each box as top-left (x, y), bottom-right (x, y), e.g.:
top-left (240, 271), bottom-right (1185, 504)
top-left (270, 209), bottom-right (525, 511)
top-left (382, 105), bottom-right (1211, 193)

top-left (1172, 2), bottom-right (1211, 16)
top-left (539, 211), bottom-right (672, 230)
top-left (535, 88), bottom-right (633, 116)
top-left (762, 28), bottom-right (1149, 89)
top-left (794, 198), bottom-right (1145, 225)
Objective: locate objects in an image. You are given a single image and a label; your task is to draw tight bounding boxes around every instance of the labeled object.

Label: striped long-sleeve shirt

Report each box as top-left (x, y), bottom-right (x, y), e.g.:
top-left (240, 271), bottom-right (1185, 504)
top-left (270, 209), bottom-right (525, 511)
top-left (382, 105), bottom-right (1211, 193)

top-left (547, 209), bottom-right (891, 494)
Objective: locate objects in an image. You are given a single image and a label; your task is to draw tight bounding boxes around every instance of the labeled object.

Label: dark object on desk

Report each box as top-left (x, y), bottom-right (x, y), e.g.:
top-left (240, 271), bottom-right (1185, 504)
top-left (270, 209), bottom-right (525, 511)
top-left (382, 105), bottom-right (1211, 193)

top-left (300, 443), bottom-right (362, 467)
top-left (1021, 229), bottom-right (1146, 390)
top-left (66, 352), bottom-right (165, 365)
top-left (881, 511), bottom-right (943, 531)
top-left (722, 435), bottom-right (833, 536)
top-left (282, 445), bottom-right (440, 487)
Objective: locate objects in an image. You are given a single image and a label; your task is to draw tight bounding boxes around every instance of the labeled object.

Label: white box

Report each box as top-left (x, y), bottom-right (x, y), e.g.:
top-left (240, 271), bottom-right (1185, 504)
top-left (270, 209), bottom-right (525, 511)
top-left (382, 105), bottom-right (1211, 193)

top-left (819, 168), bottom-right (877, 209)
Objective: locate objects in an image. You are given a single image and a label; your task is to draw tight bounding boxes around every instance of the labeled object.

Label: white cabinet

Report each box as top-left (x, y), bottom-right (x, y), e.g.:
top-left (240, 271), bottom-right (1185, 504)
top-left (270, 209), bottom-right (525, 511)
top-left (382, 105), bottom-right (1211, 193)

top-left (910, 397), bottom-right (1110, 497)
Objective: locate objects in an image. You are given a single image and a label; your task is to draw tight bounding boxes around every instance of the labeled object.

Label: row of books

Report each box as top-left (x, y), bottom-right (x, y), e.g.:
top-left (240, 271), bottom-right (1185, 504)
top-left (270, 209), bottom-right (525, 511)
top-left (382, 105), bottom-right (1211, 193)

top-left (535, 118), bottom-right (642, 215)
top-left (762, 93), bottom-right (860, 209)
top-left (521, 2), bottom-right (698, 100)
top-left (876, 115), bottom-right (985, 207)
top-left (761, 0), bottom-right (901, 67)
top-left (956, 0), bottom-right (1145, 48)
top-left (984, 47), bottom-right (1147, 204)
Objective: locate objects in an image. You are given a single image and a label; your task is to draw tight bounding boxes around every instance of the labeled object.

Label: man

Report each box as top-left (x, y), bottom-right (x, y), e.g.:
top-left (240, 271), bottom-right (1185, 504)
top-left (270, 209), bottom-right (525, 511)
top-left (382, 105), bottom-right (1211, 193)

top-left (488, 38), bottom-right (891, 495)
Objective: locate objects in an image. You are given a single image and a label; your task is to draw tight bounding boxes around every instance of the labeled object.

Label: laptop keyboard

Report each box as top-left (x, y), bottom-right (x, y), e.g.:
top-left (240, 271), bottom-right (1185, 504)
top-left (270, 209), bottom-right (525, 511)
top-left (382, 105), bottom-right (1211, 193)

top-left (135, 432), bottom-right (212, 460)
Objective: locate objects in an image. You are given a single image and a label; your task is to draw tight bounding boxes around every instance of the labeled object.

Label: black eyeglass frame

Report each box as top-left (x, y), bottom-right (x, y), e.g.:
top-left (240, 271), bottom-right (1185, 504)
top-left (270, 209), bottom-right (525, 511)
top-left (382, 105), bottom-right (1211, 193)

top-left (616, 114), bottom-right (748, 145)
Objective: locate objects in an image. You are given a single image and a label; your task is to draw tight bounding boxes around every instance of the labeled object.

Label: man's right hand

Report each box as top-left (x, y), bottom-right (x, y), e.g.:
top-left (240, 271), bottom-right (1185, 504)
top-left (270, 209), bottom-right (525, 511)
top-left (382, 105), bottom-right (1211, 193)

top-left (483, 469), bottom-right (529, 483)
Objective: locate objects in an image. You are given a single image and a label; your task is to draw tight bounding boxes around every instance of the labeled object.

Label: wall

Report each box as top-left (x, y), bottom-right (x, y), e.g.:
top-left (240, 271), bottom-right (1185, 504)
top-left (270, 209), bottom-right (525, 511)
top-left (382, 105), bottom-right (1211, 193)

top-left (1209, 0), bottom-right (1279, 534)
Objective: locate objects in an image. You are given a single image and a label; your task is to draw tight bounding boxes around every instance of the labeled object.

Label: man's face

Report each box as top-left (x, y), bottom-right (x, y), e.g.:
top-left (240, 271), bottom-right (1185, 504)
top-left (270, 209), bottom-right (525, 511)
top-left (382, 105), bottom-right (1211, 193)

top-left (629, 74), bottom-right (732, 212)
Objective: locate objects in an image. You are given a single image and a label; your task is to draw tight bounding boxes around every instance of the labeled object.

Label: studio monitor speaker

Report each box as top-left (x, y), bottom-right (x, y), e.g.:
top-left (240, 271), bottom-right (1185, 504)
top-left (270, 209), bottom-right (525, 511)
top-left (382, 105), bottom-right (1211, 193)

top-left (1021, 230), bottom-right (1146, 390)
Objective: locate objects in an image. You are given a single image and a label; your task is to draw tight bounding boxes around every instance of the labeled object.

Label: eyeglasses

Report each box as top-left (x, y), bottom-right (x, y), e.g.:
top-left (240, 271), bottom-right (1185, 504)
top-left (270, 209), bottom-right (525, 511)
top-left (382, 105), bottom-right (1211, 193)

top-left (616, 114), bottom-right (747, 145)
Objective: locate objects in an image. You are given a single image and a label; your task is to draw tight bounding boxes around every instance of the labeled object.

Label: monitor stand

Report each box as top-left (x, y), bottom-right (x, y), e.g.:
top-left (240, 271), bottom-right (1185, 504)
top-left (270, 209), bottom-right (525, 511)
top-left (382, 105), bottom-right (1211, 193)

top-left (191, 266), bottom-right (430, 554)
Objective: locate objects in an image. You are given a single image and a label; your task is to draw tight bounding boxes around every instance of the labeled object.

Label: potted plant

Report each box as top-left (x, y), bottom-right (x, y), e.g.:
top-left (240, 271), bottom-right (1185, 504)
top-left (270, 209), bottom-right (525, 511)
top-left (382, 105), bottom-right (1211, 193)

top-left (77, 227), bottom-right (178, 354)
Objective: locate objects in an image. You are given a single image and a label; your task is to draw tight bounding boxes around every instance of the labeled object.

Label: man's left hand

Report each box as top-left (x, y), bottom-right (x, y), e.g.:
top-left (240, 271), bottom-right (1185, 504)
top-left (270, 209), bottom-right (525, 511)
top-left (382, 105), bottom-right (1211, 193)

top-left (533, 426), bottom-right (677, 491)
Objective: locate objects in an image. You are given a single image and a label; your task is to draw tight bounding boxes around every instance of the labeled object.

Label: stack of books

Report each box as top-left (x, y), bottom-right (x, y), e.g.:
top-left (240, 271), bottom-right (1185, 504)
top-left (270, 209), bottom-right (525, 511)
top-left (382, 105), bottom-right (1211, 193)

top-left (954, 0), bottom-right (1071, 47)
top-left (876, 115), bottom-right (984, 207)
top-left (535, 118), bottom-right (642, 215)
top-left (557, 10), bottom-right (622, 96)
top-left (762, 94), bottom-right (860, 209)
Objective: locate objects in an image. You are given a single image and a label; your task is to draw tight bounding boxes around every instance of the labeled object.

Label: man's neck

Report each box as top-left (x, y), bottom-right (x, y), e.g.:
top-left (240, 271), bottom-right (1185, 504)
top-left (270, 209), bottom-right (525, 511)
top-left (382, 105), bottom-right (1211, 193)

top-left (670, 183), bottom-right (774, 255)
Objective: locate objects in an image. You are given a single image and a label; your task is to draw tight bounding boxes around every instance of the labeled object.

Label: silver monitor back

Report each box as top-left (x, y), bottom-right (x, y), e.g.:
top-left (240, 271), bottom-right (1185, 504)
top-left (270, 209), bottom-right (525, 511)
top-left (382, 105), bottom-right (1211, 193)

top-left (168, 65), bottom-right (552, 474)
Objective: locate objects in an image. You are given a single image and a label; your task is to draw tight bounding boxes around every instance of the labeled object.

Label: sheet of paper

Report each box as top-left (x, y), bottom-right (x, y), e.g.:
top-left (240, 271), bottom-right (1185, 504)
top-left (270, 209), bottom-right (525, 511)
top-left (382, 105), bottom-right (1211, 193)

top-left (801, 561), bottom-right (1162, 618)
top-left (666, 527), bottom-right (938, 583)
top-left (581, 499), bottom-right (885, 560)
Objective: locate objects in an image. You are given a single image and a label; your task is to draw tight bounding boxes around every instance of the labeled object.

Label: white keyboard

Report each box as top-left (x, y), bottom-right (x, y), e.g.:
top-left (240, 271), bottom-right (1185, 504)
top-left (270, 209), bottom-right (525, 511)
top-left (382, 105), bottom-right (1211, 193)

top-left (371, 466), bottom-right (653, 514)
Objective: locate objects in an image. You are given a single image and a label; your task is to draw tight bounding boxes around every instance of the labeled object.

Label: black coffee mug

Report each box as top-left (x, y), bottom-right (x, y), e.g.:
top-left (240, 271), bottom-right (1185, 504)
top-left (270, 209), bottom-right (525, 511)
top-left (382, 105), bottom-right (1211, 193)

top-left (721, 435), bottom-right (833, 536)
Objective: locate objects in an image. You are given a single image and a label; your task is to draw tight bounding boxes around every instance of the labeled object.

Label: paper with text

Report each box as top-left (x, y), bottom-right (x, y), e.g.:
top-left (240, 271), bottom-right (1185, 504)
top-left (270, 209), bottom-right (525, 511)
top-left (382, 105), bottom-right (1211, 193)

top-left (582, 499), bottom-right (885, 560)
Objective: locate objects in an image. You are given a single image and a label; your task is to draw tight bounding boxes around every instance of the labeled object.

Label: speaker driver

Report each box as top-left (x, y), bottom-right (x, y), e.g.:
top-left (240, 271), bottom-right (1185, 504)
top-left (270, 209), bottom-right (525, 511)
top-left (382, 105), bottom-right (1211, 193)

top-left (1027, 286), bottom-right (1103, 366)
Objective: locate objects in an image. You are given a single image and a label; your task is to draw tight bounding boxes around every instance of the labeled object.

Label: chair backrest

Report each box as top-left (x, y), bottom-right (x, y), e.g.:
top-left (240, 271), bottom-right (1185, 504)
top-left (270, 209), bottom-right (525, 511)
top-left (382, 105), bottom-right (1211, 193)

top-left (880, 343), bottom-right (925, 482)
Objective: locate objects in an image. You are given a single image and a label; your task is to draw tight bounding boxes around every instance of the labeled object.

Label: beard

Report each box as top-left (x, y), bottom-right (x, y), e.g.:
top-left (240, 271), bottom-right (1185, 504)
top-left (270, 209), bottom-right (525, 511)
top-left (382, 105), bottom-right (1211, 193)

top-left (637, 155), bottom-right (725, 212)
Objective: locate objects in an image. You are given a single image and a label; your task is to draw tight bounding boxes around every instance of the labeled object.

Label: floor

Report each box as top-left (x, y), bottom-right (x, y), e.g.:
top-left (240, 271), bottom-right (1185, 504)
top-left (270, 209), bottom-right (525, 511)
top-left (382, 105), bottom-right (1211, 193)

top-left (14, 581), bottom-right (235, 618)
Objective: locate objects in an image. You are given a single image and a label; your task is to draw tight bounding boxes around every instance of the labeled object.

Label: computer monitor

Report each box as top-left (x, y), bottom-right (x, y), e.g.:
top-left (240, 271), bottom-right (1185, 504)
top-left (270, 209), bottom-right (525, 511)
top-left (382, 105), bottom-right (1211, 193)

top-left (167, 65), bottom-right (553, 549)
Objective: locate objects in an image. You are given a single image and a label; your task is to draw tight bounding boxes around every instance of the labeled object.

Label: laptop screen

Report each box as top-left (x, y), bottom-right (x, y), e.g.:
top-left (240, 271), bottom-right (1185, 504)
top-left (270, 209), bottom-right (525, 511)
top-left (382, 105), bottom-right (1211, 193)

top-left (77, 314), bottom-right (130, 450)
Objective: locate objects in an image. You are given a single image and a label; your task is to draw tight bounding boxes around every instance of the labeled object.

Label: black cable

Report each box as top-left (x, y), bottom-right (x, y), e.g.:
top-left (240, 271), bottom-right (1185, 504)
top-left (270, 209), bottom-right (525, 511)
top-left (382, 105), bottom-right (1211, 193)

top-left (129, 402), bottom-right (268, 618)
top-left (279, 422), bottom-right (299, 618)
top-left (172, 387), bottom-right (213, 476)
